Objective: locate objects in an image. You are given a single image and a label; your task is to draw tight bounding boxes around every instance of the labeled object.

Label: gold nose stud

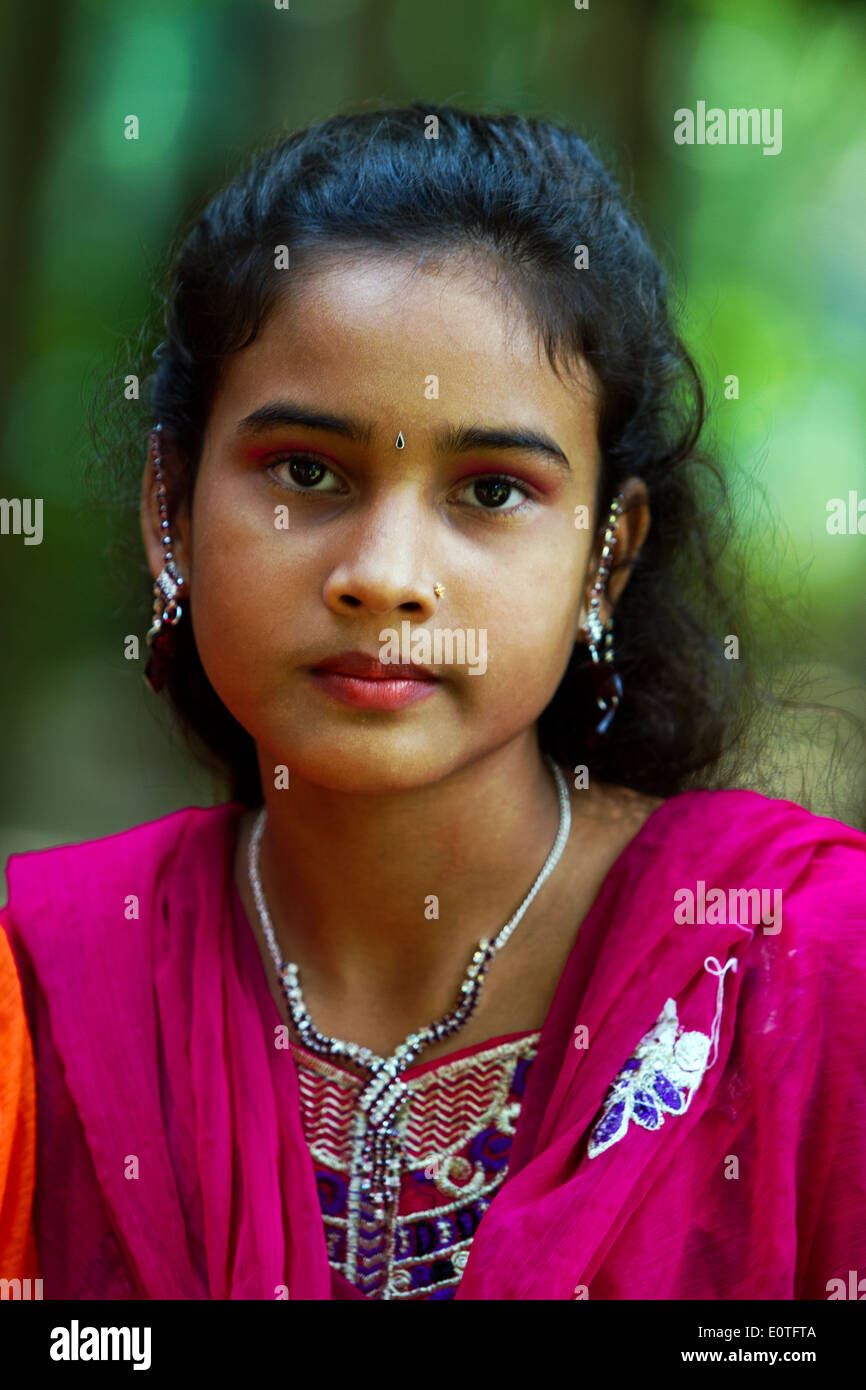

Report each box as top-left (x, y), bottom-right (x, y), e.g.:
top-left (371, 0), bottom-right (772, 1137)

top-left (433, 583), bottom-right (445, 599)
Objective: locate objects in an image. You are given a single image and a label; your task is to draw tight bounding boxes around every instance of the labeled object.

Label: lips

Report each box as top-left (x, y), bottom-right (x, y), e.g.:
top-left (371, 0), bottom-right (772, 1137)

top-left (311, 651), bottom-right (437, 681)
top-left (308, 650), bottom-right (440, 711)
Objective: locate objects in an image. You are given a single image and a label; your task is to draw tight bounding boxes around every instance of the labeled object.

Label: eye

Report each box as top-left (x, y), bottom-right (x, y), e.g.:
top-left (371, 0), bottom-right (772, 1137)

top-left (457, 475), bottom-right (534, 514)
top-left (264, 455), bottom-right (534, 514)
top-left (267, 452), bottom-right (345, 492)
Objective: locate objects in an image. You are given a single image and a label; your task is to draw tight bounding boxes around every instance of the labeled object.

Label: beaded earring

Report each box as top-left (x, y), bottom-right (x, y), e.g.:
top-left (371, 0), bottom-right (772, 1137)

top-left (583, 493), bottom-right (625, 742)
top-left (144, 424), bottom-right (186, 694)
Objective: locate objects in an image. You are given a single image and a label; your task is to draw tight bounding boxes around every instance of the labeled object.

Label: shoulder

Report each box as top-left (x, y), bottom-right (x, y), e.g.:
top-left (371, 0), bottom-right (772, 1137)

top-left (559, 774), bottom-right (866, 936)
top-left (1, 802), bottom-right (245, 953)
top-left (641, 785), bottom-right (866, 880)
top-left (656, 789), bottom-right (866, 1029)
top-left (648, 783), bottom-right (864, 839)
top-left (604, 784), bottom-right (866, 988)
top-left (4, 800), bottom-right (243, 876)
top-left (623, 790), bottom-right (866, 1120)
top-left (667, 784), bottom-right (865, 929)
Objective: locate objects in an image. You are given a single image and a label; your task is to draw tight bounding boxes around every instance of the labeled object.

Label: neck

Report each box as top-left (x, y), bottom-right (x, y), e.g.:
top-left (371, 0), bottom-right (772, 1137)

top-left (238, 735), bottom-right (572, 1010)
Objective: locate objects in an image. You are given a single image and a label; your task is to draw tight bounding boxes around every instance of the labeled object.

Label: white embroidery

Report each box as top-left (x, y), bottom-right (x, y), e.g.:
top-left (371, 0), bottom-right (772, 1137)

top-left (587, 956), bottom-right (738, 1160)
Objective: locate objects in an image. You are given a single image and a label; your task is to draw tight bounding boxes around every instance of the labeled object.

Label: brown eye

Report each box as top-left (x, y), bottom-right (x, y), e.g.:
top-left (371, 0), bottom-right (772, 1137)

top-left (472, 478), bottom-right (513, 508)
top-left (268, 452), bottom-right (342, 491)
top-left (457, 475), bottom-right (532, 513)
top-left (289, 457), bottom-right (327, 487)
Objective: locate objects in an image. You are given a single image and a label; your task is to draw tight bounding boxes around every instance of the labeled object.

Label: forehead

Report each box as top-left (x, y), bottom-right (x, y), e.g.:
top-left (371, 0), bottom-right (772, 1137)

top-left (208, 252), bottom-right (599, 452)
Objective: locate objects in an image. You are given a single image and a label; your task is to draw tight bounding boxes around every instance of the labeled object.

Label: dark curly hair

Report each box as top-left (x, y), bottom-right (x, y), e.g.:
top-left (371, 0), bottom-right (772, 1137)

top-left (87, 102), bottom-right (864, 820)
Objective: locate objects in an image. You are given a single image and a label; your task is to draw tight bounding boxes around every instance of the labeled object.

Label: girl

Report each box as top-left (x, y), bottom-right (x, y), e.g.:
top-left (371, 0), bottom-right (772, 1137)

top-left (2, 104), bottom-right (865, 1302)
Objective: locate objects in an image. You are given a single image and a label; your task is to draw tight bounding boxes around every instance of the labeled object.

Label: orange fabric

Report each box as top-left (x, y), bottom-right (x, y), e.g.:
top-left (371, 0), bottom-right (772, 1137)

top-left (0, 919), bottom-right (39, 1282)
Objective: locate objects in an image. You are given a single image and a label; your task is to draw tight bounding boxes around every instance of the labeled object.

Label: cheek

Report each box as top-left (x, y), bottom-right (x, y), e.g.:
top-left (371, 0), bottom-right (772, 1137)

top-left (493, 537), bottom-right (585, 640)
top-left (478, 567), bottom-right (584, 702)
top-left (186, 496), bottom-right (287, 702)
top-left (191, 479), bottom-right (297, 609)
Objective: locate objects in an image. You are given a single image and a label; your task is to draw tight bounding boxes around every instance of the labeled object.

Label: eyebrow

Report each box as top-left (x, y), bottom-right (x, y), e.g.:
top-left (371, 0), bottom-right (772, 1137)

top-left (234, 401), bottom-right (571, 473)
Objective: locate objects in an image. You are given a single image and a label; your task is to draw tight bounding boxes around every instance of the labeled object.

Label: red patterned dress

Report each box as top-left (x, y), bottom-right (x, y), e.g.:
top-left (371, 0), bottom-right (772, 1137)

top-left (290, 1029), bottom-right (540, 1299)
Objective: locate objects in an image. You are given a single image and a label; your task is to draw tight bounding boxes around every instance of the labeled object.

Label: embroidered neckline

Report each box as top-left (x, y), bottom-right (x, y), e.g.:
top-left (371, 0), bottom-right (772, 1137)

top-left (290, 1027), bottom-right (541, 1082)
top-left (291, 1032), bottom-right (540, 1298)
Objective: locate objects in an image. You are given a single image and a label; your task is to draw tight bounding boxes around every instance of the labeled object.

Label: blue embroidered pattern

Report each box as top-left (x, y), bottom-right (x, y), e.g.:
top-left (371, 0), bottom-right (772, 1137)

top-left (586, 997), bottom-right (713, 1159)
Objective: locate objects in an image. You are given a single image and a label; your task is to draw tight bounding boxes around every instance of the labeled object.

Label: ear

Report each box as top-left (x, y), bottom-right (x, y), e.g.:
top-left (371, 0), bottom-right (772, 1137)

top-left (139, 430), bottom-right (193, 587)
top-left (576, 477), bottom-right (650, 636)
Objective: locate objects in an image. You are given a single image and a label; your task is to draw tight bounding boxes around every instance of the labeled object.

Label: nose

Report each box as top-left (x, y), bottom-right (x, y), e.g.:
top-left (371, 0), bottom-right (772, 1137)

top-left (322, 492), bottom-right (440, 620)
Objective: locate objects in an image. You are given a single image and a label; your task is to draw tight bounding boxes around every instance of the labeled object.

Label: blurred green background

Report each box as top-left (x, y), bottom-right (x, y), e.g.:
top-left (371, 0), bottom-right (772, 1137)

top-left (1, 0), bottom-right (864, 865)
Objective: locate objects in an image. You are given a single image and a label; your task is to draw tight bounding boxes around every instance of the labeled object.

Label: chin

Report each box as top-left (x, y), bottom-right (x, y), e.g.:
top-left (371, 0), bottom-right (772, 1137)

top-left (273, 736), bottom-right (461, 797)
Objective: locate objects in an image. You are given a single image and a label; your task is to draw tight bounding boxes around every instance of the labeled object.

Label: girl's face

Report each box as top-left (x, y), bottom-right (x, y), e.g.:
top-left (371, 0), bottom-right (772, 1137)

top-left (143, 254), bottom-right (649, 793)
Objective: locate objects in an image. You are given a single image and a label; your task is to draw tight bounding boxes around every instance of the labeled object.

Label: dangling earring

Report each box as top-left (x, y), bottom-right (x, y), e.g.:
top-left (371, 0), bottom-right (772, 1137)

top-left (582, 493), bottom-right (625, 741)
top-left (144, 424), bottom-right (186, 695)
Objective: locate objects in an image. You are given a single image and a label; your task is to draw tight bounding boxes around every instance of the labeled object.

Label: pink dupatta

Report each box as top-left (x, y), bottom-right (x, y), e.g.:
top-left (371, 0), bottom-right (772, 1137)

top-left (3, 787), bottom-right (865, 1299)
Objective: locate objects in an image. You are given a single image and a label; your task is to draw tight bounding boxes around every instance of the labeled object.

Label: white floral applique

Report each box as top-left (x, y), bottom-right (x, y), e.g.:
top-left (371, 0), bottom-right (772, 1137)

top-left (586, 956), bottom-right (738, 1160)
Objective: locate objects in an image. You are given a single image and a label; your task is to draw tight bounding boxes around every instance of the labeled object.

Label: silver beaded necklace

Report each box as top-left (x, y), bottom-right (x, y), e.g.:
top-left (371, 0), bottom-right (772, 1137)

top-left (246, 754), bottom-right (572, 1212)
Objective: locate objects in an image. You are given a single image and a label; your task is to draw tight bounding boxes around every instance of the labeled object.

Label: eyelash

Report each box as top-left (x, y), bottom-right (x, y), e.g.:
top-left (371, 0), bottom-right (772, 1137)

top-left (265, 451), bottom-right (536, 517)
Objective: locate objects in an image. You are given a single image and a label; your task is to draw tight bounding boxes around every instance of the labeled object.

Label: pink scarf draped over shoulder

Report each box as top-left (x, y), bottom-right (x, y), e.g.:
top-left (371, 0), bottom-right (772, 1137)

top-left (2, 787), bottom-right (865, 1300)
